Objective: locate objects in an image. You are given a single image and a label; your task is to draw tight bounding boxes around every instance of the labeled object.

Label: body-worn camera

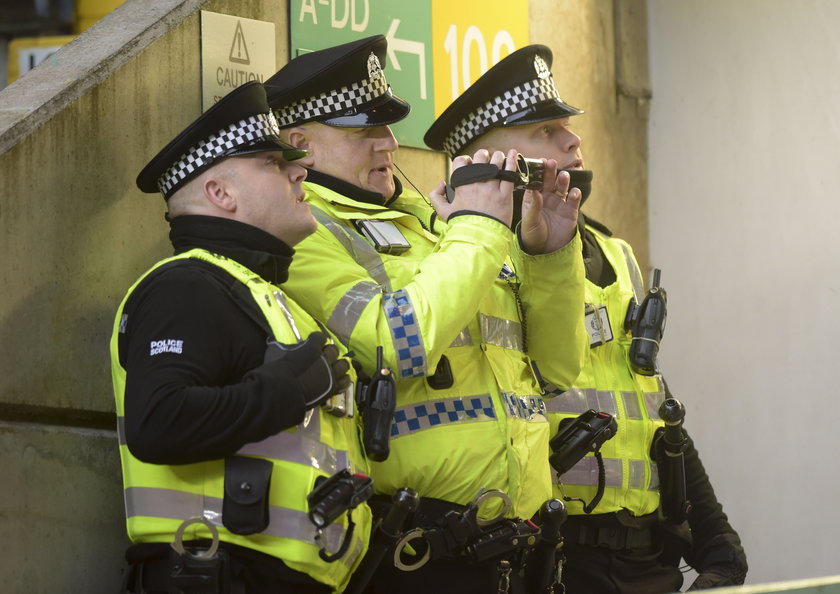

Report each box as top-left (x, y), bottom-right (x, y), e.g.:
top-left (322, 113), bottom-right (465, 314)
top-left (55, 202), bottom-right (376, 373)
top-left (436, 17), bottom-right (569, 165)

top-left (549, 409), bottom-right (617, 475)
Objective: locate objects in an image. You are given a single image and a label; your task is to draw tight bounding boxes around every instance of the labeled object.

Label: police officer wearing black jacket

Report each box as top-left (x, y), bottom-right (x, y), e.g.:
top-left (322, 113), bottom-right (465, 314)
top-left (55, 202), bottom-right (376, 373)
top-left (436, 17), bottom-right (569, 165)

top-left (112, 81), bottom-right (372, 594)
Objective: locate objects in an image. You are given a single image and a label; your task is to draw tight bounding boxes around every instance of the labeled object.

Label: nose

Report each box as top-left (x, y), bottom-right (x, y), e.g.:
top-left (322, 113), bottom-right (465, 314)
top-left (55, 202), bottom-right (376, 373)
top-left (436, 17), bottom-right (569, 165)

top-left (560, 128), bottom-right (582, 155)
top-left (372, 126), bottom-right (398, 152)
top-left (289, 162), bottom-right (307, 184)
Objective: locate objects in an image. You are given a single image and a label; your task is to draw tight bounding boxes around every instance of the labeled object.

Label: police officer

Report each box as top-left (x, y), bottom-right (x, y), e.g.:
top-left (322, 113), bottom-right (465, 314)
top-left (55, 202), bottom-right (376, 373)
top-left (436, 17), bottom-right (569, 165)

top-left (112, 81), bottom-right (372, 594)
top-left (424, 45), bottom-right (748, 593)
top-left (263, 36), bottom-right (588, 593)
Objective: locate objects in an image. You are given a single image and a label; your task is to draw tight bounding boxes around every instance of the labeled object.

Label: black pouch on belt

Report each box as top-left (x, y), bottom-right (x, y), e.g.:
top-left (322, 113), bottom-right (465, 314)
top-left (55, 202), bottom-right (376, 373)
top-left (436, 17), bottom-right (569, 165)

top-left (222, 455), bottom-right (273, 535)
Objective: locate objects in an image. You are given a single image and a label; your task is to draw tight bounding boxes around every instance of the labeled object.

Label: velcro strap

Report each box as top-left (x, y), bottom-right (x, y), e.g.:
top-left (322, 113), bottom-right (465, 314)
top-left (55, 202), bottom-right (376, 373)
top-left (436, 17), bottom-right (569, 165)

top-left (450, 163), bottom-right (518, 188)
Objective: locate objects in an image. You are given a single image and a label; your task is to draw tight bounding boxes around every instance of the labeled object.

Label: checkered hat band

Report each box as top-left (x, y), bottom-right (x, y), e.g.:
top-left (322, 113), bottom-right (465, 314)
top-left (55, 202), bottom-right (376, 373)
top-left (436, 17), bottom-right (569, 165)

top-left (158, 113), bottom-right (279, 196)
top-left (275, 74), bottom-right (389, 126)
top-left (443, 76), bottom-right (561, 157)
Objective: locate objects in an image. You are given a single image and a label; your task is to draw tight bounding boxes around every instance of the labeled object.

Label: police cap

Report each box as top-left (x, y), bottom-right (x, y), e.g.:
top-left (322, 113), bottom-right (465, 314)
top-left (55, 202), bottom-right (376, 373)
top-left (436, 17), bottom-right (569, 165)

top-left (265, 35), bottom-right (410, 128)
top-left (424, 44), bottom-right (583, 158)
top-left (136, 81), bottom-right (304, 199)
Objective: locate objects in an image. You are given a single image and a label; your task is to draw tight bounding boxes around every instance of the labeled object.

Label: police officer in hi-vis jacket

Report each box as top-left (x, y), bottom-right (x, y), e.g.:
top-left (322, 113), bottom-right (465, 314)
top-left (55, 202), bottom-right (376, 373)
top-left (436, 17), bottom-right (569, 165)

top-left (264, 35), bottom-right (588, 593)
top-left (112, 81), bottom-right (372, 594)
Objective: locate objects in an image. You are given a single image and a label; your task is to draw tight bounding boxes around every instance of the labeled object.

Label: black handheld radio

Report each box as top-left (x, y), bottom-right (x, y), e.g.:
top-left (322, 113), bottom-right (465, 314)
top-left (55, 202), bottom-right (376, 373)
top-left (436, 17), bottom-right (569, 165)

top-left (357, 346), bottom-right (397, 462)
top-left (625, 268), bottom-right (667, 376)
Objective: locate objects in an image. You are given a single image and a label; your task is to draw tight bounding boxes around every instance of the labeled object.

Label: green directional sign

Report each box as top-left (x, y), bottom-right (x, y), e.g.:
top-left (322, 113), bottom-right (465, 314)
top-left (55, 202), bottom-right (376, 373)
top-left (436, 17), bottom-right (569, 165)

top-left (289, 0), bottom-right (530, 149)
top-left (290, 0), bottom-right (433, 148)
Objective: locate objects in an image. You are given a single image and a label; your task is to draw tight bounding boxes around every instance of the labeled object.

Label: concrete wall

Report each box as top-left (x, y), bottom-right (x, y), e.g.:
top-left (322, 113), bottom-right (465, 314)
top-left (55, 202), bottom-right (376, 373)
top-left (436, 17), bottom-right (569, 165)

top-left (648, 0), bottom-right (840, 585)
top-left (0, 0), bottom-right (649, 590)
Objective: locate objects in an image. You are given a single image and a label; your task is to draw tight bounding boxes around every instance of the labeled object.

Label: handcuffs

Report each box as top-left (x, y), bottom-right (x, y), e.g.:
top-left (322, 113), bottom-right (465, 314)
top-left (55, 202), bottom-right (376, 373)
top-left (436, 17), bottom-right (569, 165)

top-left (392, 488), bottom-right (539, 571)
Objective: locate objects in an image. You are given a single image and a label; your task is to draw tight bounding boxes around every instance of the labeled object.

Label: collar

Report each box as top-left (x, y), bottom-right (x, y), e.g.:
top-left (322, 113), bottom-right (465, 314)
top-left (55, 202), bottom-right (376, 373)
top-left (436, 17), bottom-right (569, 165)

top-left (168, 215), bottom-right (295, 284)
top-left (304, 168), bottom-right (403, 207)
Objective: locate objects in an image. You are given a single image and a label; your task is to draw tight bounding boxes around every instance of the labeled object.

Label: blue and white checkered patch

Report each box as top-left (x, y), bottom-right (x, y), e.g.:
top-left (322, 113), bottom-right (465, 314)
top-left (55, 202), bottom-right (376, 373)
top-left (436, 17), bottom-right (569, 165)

top-left (384, 289), bottom-right (426, 378)
top-left (391, 395), bottom-right (496, 438)
top-left (498, 263), bottom-right (516, 280)
top-left (501, 392), bottom-right (547, 420)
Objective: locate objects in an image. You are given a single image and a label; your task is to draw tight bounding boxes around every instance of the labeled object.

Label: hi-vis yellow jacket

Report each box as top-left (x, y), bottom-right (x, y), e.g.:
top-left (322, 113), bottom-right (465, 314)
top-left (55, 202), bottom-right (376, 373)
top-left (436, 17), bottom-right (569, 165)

top-left (284, 182), bottom-right (588, 520)
top-left (110, 249), bottom-right (371, 593)
top-left (546, 226), bottom-right (666, 516)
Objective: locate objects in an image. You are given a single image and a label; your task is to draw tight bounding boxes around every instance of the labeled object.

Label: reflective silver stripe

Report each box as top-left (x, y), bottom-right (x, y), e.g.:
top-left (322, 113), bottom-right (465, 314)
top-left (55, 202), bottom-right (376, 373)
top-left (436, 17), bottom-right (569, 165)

top-left (545, 388), bottom-right (619, 417)
top-left (500, 392), bottom-right (547, 420)
top-left (125, 486), bottom-right (350, 556)
top-left (556, 458), bottom-right (655, 490)
top-left (118, 416), bottom-right (348, 475)
top-left (310, 206), bottom-right (391, 289)
top-left (384, 289), bottom-right (427, 378)
top-left (117, 416), bottom-right (126, 446)
top-left (479, 314), bottom-right (523, 352)
top-left (628, 459), bottom-right (646, 490)
top-left (390, 395), bottom-right (496, 439)
top-left (556, 456), bottom-right (622, 488)
top-left (622, 391), bottom-right (643, 419)
top-left (328, 280), bottom-right (382, 346)
top-left (644, 388), bottom-right (666, 420)
top-left (620, 242), bottom-right (645, 302)
top-left (449, 327), bottom-right (473, 347)
top-left (649, 462), bottom-right (660, 491)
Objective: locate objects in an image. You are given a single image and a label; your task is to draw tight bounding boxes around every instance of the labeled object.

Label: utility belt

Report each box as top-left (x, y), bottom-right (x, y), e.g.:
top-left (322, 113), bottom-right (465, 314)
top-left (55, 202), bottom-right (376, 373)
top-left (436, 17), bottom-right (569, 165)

top-left (121, 535), bottom-right (242, 594)
top-left (120, 541), bottom-right (331, 594)
top-left (377, 490), bottom-right (540, 571)
top-left (562, 510), bottom-right (661, 552)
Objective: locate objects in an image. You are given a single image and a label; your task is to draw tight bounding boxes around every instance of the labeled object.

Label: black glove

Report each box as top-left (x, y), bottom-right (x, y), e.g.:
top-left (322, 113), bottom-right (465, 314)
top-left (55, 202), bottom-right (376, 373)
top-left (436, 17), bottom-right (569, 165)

top-left (263, 331), bottom-right (351, 410)
top-left (688, 568), bottom-right (742, 590)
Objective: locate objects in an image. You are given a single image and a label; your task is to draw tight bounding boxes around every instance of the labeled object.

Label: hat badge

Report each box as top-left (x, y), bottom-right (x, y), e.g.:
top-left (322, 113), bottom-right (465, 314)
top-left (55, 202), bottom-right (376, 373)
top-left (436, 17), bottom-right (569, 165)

top-left (367, 52), bottom-right (383, 81)
top-left (534, 55), bottom-right (551, 79)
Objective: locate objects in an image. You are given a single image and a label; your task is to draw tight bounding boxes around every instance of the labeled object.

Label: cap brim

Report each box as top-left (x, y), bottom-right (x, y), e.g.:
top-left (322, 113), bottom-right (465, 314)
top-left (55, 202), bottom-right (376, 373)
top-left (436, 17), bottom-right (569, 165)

top-left (503, 99), bottom-right (584, 127)
top-left (226, 136), bottom-right (307, 161)
top-left (321, 92), bottom-right (411, 127)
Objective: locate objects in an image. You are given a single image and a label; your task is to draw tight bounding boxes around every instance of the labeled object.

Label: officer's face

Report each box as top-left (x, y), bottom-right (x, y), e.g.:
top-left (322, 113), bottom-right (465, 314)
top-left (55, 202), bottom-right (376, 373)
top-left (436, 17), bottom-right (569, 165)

top-left (229, 152), bottom-right (315, 246)
top-left (302, 123), bottom-right (399, 198)
top-left (476, 118), bottom-right (584, 171)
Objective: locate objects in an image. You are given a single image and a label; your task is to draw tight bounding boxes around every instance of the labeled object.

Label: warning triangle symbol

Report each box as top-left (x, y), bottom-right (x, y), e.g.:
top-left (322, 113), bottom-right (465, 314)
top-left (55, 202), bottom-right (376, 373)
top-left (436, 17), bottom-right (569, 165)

top-left (229, 21), bottom-right (250, 65)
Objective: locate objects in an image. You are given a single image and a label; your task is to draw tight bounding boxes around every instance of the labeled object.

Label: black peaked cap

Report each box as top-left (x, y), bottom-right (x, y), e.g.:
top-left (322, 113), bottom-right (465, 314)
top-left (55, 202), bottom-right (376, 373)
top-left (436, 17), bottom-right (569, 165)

top-left (424, 44), bottom-right (583, 158)
top-left (136, 81), bottom-right (304, 199)
top-left (265, 35), bottom-right (410, 128)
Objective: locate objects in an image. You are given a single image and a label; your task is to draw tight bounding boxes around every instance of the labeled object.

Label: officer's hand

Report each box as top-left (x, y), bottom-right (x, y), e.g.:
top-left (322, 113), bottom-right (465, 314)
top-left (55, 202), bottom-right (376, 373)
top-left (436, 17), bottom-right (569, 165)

top-left (263, 331), bottom-right (351, 409)
top-left (429, 149), bottom-right (516, 227)
top-left (520, 164), bottom-right (582, 254)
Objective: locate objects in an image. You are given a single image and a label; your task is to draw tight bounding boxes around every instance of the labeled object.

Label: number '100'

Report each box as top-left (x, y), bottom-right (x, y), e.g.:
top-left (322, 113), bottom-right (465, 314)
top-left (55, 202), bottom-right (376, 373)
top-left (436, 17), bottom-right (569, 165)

top-left (443, 25), bottom-right (515, 100)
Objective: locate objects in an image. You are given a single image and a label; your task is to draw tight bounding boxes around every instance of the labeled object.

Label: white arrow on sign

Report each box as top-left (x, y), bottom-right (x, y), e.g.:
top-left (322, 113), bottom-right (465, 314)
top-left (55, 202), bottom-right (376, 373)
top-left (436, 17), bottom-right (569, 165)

top-left (385, 18), bottom-right (427, 100)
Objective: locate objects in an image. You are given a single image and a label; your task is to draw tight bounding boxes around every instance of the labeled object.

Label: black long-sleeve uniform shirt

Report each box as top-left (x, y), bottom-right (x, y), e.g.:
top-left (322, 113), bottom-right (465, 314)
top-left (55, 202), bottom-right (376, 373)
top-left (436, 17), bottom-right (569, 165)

top-left (119, 215), bottom-right (313, 465)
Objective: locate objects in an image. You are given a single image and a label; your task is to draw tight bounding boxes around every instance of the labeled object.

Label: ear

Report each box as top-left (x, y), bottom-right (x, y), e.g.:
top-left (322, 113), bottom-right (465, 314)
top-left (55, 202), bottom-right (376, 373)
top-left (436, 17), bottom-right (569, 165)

top-left (285, 127), bottom-right (316, 168)
top-left (203, 175), bottom-right (238, 213)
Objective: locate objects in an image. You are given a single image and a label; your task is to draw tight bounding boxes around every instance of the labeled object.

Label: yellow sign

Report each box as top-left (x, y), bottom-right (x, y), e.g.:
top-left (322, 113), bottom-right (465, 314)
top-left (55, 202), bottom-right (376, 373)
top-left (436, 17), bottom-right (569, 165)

top-left (200, 11), bottom-right (276, 110)
top-left (430, 0), bottom-right (529, 117)
top-left (7, 36), bottom-right (76, 85)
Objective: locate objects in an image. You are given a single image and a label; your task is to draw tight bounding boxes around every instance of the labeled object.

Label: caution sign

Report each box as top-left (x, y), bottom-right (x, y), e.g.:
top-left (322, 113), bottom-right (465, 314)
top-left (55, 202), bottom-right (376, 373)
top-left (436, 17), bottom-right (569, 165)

top-left (201, 11), bottom-right (276, 110)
